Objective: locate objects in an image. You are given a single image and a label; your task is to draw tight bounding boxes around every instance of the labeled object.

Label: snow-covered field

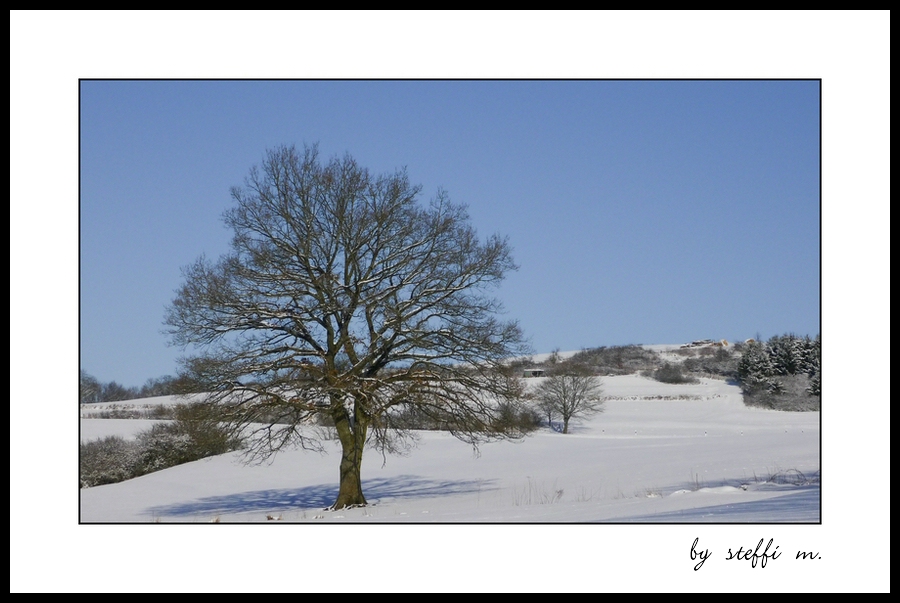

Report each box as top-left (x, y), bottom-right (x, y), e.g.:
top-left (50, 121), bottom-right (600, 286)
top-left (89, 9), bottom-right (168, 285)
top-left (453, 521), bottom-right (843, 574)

top-left (80, 370), bottom-right (820, 524)
top-left (55, 351), bottom-right (892, 592)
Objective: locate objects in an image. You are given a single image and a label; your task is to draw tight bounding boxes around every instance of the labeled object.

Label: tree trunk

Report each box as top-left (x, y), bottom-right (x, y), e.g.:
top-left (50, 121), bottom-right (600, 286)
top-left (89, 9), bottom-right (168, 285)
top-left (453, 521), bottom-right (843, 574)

top-left (563, 417), bottom-right (569, 434)
top-left (332, 405), bottom-right (368, 509)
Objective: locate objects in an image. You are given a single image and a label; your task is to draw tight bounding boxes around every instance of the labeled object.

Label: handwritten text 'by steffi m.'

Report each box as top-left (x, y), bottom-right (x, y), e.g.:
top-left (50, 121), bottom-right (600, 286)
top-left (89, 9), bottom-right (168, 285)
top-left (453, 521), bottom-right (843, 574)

top-left (690, 538), bottom-right (820, 571)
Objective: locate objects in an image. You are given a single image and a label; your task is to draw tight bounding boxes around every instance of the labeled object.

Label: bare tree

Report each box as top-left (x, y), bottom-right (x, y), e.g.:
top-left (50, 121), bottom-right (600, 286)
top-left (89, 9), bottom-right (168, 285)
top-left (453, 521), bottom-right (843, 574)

top-left (533, 372), bottom-right (604, 434)
top-left (79, 370), bottom-right (101, 404)
top-left (164, 144), bottom-right (530, 509)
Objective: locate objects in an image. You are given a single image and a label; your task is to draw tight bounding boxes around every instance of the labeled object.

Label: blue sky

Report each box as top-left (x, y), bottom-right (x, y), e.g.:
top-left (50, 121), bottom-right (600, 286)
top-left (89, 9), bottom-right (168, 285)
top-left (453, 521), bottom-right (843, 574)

top-left (79, 79), bottom-right (821, 386)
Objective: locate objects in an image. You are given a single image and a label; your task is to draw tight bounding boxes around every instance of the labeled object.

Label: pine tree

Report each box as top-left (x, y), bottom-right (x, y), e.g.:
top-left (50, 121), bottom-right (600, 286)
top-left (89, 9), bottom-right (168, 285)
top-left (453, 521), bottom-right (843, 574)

top-left (768, 333), bottom-right (804, 375)
top-left (803, 334), bottom-right (821, 396)
top-left (737, 340), bottom-right (777, 394)
top-left (806, 370), bottom-right (821, 397)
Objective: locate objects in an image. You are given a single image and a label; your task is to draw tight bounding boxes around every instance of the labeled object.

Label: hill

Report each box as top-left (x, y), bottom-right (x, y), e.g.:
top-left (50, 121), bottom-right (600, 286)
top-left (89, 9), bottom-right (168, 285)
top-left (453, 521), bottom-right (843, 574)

top-left (80, 368), bottom-right (819, 523)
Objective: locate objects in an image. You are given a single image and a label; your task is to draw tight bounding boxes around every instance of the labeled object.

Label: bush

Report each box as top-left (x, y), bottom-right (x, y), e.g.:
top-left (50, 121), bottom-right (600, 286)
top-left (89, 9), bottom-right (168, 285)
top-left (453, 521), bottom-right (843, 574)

top-left (491, 402), bottom-right (542, 434)
top-left (649, 362), bottom-right (699, 384)
top-left (136, 425), bottom-right (196, 473)
top-left (742, 374), bottom-right (820, 411)
top-left (149, 404), bottom-right (176, 419)
top-left (386, 404), bottom-right (450, 431)
top-left (80, 403), bottom-right (244, 488)
top-left (563, 345), bottom-right (660, 376)
top-left (79, 436), bottom-right (141, 488)
top-left (136, 403), bottom-right (244, 473)
top-left (681, 346), bottom-right (739, 379)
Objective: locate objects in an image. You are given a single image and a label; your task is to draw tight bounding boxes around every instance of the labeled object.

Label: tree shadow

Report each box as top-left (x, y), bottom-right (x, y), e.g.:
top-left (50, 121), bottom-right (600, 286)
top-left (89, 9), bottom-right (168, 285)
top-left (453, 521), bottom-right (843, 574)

top-left (143, 475), bottom-right (498, 519)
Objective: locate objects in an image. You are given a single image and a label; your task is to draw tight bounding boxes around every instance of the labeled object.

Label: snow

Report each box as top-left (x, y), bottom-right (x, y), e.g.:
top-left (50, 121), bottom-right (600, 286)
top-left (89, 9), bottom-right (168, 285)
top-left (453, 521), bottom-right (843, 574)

top-left (6, 337), bottom-right (873, 592)
top-left (80, 418), bottom-right (164, 441)
top-left (67, 367), bottom-right (882, 591)
top-left (80, 374), bottom-right (821, 524)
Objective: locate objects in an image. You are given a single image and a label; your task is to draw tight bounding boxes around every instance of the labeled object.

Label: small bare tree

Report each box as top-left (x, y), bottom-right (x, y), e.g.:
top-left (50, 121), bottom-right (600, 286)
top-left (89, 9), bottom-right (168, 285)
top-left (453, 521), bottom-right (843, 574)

top-left (533, 372), bottom-right (604, 434)
top-left (80, 369), bottom-right (101, 404)
top-left (164, 144), bottom-right (530, 509)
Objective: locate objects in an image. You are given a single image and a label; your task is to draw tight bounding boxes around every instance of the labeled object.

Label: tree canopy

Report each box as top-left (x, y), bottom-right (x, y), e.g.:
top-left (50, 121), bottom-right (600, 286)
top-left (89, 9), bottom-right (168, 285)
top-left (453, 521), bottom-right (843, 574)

top-left (164, 144), bottom-right (530, 508)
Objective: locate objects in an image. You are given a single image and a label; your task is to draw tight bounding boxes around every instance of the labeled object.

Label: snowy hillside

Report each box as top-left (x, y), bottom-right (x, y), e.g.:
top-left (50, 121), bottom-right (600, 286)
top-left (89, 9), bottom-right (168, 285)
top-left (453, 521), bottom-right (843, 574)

top-left (80, 370), bottom-right (819, 523)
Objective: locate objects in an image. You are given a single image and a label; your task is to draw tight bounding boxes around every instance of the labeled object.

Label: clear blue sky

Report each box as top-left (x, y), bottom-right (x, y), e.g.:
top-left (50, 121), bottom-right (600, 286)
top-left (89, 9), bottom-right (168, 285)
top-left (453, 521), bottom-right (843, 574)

top-left (79, 79), bottom-right (821, 386)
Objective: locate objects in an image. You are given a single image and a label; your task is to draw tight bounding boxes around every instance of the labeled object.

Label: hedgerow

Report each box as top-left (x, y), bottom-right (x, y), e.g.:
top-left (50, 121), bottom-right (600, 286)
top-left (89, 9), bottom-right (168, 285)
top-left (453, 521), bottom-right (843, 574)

top-left (80, 403), bottom-right (244, 488)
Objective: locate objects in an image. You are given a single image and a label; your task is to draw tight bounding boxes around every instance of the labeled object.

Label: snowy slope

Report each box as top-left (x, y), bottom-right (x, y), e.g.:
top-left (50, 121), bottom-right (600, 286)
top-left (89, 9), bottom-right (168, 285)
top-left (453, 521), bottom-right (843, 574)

top-left (80, 373), bottom-right (819, 523)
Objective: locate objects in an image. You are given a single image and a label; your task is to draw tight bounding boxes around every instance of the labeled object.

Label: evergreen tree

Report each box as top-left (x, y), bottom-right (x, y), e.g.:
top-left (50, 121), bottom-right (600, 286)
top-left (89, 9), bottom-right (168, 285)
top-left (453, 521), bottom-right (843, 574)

top-left (737, 340), bottom-right (777, 393)
top-left (768, 333), bottom-right (804, 375)
top-left (806, 370), bottom-right (821, 397)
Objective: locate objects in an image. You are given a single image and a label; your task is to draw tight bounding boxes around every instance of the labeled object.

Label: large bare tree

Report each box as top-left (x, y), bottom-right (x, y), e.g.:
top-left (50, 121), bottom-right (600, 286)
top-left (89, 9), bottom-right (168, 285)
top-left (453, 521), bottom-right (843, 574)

top-left (164, 144), bottom-right (530, 509)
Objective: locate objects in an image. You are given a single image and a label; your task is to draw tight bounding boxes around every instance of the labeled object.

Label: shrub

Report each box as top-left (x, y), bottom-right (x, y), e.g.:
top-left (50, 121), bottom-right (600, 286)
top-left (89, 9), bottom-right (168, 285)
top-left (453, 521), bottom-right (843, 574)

top-left (742, 374), bottom-right (820, 411)
top-left (491, 402), bottom-right (542, 434)
top-left (79, 436), bottom-right (141, 488)
top-left (681, 346), bottom-right (738, 379)
top-left (80, 403), bottom-right (244, 488)
top-left (149, 404), bottom-right (176, 419)
top-left (564, 345), bottom-right (660, 376)
top-left (386, 404), bottom-right (450, 431)
top-left (136, 424), bottom-right (196, 473)
top-left (673, 347), bottom-right (699, 357)
top-left (135, 403), bottom-right (244, 473)
top-left (649, 362), bottom-right (699, 384)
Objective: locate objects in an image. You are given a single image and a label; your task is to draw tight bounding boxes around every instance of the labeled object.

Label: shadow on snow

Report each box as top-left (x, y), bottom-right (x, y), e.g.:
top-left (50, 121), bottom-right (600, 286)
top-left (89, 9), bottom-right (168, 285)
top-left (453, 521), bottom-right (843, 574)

top-left (608, 483), bottom-right (820, 523)
top-left (143, 475), bottom-right (499, 518)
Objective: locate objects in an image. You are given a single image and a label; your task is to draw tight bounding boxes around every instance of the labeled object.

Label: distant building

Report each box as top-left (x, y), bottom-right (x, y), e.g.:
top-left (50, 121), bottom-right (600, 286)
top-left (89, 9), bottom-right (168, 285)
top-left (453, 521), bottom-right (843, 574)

top-left (523, 368), bottom-right (545, 378)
